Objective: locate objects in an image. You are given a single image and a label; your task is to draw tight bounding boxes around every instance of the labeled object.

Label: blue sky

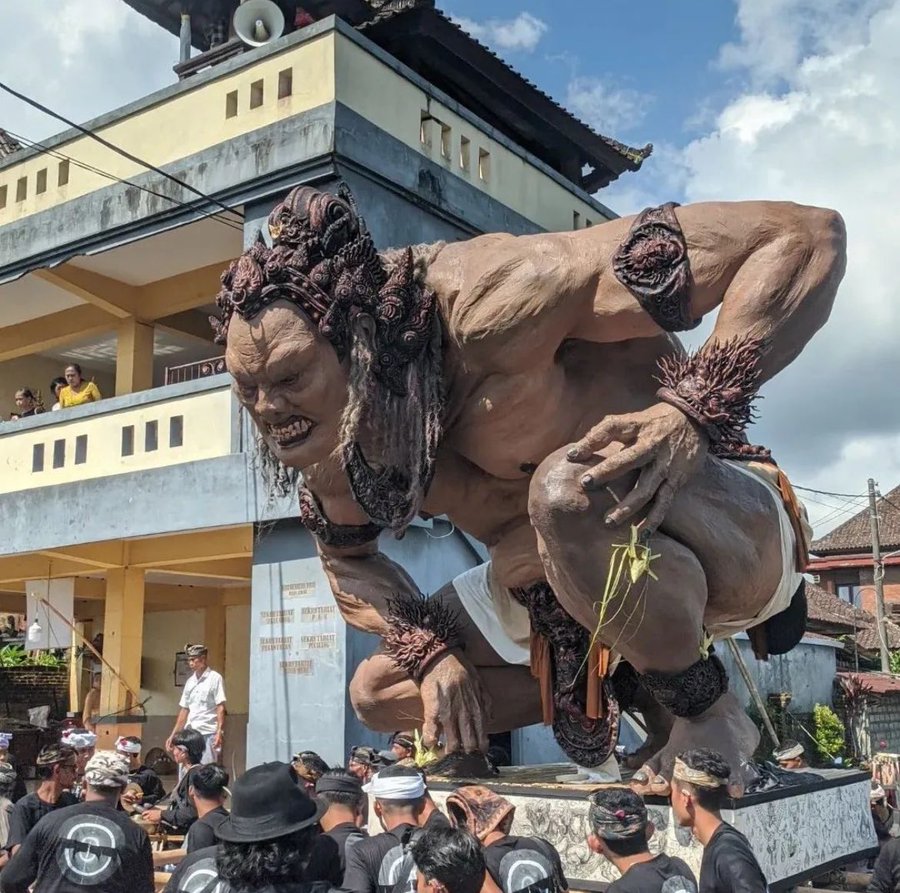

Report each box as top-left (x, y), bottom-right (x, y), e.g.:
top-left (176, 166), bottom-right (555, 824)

top-left (446, 0), bottom-right (741, 150)
top-left (2, 0), bottom-right (900, 534)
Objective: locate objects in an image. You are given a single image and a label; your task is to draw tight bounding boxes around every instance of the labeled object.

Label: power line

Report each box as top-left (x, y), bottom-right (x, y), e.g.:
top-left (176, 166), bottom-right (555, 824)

top-left (794, 484), bottom-right (868, 500)
top-left (5, 129), bottom-right (244, 234)
top-left (0, 80), bottom-right (245, 223)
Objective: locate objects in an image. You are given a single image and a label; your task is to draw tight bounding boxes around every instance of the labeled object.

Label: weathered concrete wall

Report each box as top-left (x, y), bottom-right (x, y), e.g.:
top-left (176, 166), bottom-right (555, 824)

top-left (721, 634), bottom-right (841, 713)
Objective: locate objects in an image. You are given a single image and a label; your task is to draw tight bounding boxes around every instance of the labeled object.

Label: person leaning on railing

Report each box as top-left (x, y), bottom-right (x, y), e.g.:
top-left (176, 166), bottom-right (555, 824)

top-left (58, 364), bottom-right (101, 409)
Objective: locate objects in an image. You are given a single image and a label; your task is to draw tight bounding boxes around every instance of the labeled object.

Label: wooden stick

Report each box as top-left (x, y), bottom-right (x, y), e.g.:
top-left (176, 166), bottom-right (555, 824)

top-left (725, 637), bottom-right (780, 749)
top-left (30, 593), bottom-right (144, 708)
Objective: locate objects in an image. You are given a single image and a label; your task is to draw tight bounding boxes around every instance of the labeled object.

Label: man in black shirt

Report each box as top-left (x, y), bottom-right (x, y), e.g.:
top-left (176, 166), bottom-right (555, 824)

top-left (344, 765), bottom-right (429, 893)
top-left (117, 735), bottom-right (166, 806)
top-left (5, 744), bottom-right (78, 856)
top-left (410, 826), bottom-right (486, 893)
top-left (446, 784), bottom-right (567, 893)
top-left (315, 769), bottom-right (368, 883)
top-left (586, 787), bottom-right (695, 893)
top-left (868, 836), bottom-right (900, 892)
top-left (0, 751), bottom-right (153, 893)
top-left (670, 749), bottom-right (768, 893)
top-left (162, 761), bottom-right (332, 893)
top-left (185, 764), bottom-right (230, 853)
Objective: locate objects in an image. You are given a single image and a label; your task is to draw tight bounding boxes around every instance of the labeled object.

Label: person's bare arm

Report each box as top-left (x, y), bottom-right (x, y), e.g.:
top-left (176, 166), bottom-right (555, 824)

top-left (165, 708), bottom-right (188, 751)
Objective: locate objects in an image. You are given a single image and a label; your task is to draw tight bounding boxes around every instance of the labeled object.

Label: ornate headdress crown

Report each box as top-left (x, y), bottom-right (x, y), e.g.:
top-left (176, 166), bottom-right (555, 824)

top-left (212, 184), bottom-right (436, 396)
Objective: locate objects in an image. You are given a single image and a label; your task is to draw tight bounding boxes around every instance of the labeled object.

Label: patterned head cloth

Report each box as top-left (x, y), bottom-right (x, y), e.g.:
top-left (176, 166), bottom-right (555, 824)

top-left (291, 751), bottom-right (330, 783)
top-left (0, 761), bottom-right (16, 786)
top-left (445, 785), bottom-right (516, 841)
top-left (0, 732), bottom-right (12, 750)
top-left (587, 789), bottom-right (647, 841)
top-left (672, 757), bottom-right (728, 789)
top-left (872, 784), bottom-right (887, 802)
top-left (84, 751), bottom-right (131, 789)
top-left (185, 643), bottom-right (208, 658)
top-left (61, 729), bottom-right (97, 751)
top-left (36, 744), bottom-right (76, 767)
top-left (115, 736), bottom-right (142, 755)
top-left (773, 741), bottom-right (804, 762)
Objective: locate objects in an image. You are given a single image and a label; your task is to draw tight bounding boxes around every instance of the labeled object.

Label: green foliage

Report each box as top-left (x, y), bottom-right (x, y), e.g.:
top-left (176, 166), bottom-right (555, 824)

top-left (813, 703), bottom-right (846, 763)
top-left (0, 645), bottom-right (65, 669)
top-left (889, 650), bottom-right (900, 675)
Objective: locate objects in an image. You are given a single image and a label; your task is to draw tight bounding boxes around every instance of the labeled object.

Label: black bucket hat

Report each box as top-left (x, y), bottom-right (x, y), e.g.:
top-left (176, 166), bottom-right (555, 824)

top-left (216, 762), bottom-right (324, 843)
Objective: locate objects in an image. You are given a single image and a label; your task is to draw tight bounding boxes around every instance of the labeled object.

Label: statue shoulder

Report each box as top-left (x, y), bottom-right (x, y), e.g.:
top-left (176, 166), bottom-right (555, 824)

top-left (426, 231), bottom-right (583, 357)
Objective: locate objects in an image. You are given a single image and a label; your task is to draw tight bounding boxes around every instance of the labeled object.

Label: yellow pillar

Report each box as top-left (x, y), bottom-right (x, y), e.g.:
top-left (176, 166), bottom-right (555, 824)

top-left (69, 621), bottom-right (85, 718)
top-left (115, 318), bottom-right (155, 396)
top-left (204, 600), bottom-right (226, 673)
top-left (98, 568), bottom-right (145, 748)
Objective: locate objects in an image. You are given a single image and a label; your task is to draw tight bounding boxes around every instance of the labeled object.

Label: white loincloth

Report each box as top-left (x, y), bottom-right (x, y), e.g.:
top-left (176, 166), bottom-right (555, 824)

top-left (451, 459), bottom-right (811, 654)
top-left (706, 460), bottom-right (811, 640)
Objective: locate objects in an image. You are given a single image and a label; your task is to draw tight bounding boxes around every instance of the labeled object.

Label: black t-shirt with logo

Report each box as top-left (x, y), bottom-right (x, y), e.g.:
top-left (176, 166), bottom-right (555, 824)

top-left (185, 806), bottom-right (230, 854)
top-left (162, 845), bottom-right (338, 893)
top-left (5, 791), bottom-right (79, 851)
top-left (0, 800), bottom-right (153, 893)
top-left (607, 854), bottom-right (697, 893)
top-left (699, 823), bottom-right (768, 893)
top-left (342, 823), bottom-right (421, 893)
top-left (484, 835), bottom-right (568, 893)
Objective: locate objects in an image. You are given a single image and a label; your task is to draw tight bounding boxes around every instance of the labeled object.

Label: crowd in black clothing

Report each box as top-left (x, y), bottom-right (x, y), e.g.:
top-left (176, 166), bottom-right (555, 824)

top-left (0, 728), bottom-right (772, 893)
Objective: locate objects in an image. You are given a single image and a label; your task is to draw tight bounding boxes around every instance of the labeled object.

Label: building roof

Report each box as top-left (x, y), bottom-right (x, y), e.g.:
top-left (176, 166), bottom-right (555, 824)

top-left (119, 0), bottom-right (651, 192)
top-left (836, 671), bottom-right (900, 696)
top-left (0, 129), bottom-right (22, 160)
top-left (810, 485), bottom-right (900, 556)
top-left (805, 581), bottom-right (900, 655)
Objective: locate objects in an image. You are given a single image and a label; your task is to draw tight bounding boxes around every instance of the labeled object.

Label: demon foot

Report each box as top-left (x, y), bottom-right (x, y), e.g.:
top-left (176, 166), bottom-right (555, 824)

top-left (629, 692), bottom-right (759, 797)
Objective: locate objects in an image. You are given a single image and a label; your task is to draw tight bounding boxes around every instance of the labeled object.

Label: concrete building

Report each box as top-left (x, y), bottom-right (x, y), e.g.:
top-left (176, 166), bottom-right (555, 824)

top-left (0, 1), bottom-right (648, 771)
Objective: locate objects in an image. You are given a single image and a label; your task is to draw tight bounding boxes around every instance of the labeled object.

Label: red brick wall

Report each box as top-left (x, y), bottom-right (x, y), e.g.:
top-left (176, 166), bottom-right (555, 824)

top-left (815, 566), bottom-right (900, 616)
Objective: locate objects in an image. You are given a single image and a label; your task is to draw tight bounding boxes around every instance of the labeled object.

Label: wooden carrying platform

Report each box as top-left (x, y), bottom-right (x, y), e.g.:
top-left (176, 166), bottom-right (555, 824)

top-left (428, 766), bottom-right (878, 891)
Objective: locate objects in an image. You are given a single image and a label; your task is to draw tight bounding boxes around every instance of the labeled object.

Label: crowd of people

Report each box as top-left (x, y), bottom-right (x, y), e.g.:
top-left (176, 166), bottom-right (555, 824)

top-left (6, 364), bottom-right (102, 421)
top-left (0, 720), bottom-right (773, 893)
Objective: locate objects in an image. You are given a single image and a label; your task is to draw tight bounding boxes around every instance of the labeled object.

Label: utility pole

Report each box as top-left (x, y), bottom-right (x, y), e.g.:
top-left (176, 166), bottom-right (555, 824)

top-left (868, 478), bottom-right (892, 673)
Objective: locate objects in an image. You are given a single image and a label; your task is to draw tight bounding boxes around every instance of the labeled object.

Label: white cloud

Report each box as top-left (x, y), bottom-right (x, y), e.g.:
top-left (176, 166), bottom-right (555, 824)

top-left (668, 0), bottom-right (900, 536)
top-left (0, 0), bottom-right (177, 144)
top-left (565, 76), bottom-right (652, 135)
top-left (452, 12), bottom-right (548, 53)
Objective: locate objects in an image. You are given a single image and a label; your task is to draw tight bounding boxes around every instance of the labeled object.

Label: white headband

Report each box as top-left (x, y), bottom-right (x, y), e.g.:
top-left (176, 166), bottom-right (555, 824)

top-left (774, 743), bottom-right (804, 761)
top-left (61, 730), bottom-right (97, 750)
top-left (115, 737), bottom-right (141, 755)
top-left (363, 772), bottom-right (425, 800)
top-left (672, 757), bottom-right (727, 790)
top-left (872, 784), bottom-right (886, 801)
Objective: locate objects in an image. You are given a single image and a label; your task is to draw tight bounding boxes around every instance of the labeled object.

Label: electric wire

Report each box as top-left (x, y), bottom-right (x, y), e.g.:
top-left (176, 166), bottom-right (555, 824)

top-left (0, 79), bottom-right (245, 222)
top-left (4, 129), bottom-right (244, 234)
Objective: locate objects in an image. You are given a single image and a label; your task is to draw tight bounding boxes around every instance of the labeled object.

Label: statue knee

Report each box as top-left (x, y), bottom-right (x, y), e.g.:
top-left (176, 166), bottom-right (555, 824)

top-left (529, 447), bottom-right (616, 537)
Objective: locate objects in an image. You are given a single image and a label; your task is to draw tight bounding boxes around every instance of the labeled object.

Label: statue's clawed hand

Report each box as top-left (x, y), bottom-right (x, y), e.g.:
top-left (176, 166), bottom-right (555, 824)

top-left (566, 403), bottom-right (708, 535)
top-left (419, 650), bottom-right (491, 754)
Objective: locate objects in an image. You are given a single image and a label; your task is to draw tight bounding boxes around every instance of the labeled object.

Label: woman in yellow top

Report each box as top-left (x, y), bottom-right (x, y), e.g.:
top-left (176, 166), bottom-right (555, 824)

top-left (59, 364), bottom-right (102, 408)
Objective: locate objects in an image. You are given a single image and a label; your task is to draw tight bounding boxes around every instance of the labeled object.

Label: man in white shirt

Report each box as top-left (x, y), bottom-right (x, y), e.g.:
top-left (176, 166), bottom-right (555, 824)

top-left (166, 643), bottom-right (226, 765)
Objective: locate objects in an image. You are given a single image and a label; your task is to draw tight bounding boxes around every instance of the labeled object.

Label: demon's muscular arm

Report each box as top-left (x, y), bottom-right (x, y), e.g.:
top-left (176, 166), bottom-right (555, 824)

top-left (307, 474), bottom-right (490, 752)
top-left (440, 200), bottom-right (846, 531)
top-left (569, 201), bottom-right (846, 530)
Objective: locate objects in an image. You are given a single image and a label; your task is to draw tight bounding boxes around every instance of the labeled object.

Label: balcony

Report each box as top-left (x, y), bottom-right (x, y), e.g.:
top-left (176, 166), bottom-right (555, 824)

top-left (0, 375), bottom-right (237, 494)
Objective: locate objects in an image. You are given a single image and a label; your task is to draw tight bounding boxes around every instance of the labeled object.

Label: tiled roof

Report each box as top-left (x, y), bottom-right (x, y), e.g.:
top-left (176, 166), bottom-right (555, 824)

top-left (810, 485), bottom-right (900, 555)
top-left (836, 671), bottom-right (900, 696)
top-left (805, 582), bottom-right (900, 655)
top-left (806, 582), bottom-right (872, 627)
top-left (427, 8), bottom-right (653, 167)
top-left (0, 129), bottom-right (22, 160)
